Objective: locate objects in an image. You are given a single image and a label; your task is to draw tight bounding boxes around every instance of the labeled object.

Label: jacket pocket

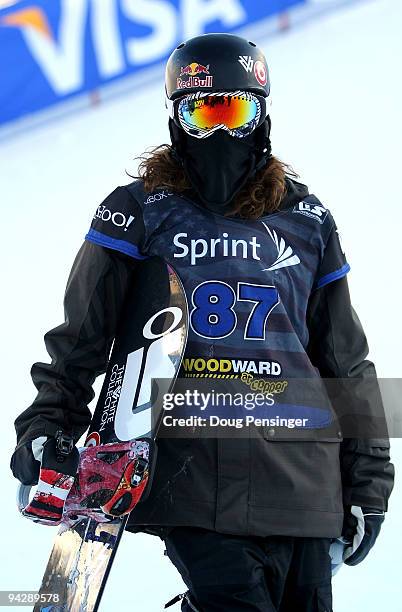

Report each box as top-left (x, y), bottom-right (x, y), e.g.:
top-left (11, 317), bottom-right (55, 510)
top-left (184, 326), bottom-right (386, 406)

top-left (263, 425), bottom-right (343, 443)
top-left (249, 435), bottom-right (343, 512)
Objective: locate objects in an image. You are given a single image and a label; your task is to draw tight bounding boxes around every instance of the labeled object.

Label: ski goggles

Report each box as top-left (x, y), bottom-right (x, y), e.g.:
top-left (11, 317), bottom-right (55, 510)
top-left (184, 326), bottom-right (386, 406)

top-left (167, 91), bottom-right (270, 139)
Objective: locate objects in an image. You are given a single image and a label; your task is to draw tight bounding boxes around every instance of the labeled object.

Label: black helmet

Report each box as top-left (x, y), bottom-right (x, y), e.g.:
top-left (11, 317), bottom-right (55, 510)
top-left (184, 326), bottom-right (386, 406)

top-left (165, 33), bottom-right (270, 101)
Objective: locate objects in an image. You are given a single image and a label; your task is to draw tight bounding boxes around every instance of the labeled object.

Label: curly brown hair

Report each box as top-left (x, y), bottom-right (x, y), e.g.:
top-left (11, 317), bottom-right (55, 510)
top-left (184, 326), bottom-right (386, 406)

top-left (134, 145), bottom-right (297, 220)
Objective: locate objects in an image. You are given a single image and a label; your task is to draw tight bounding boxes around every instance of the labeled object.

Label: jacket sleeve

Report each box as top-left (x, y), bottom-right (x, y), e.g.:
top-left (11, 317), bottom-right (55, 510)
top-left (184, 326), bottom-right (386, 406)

top-left (306, 274), bottom-right (394, 511)
top-left (14, 242), bottom-right (138, 447)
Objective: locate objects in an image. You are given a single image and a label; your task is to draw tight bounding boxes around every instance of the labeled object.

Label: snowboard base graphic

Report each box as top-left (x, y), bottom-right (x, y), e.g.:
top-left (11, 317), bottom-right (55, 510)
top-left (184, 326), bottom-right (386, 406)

top-left (36, 518), bottom-right (124, 612)
top-left (34, 258), bottom-right (188, 611)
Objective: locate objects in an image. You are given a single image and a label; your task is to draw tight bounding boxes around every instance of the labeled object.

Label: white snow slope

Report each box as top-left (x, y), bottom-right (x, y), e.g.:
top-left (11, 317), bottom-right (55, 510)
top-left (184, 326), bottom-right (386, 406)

top-left (0, 0), bottom-right (401, 610)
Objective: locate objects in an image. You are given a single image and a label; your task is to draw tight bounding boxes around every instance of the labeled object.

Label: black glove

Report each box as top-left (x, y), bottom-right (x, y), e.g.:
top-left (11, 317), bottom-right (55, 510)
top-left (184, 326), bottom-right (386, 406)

top-left (343, 506), bottom-right (385, 566)
top-left (10, 436), bottom-right (48, 486)
top-left (11, 431), bottom-right (78, 486)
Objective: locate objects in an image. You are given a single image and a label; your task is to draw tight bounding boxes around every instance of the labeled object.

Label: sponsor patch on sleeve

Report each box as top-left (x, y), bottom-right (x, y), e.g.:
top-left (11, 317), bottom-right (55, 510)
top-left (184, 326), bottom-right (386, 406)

top-left (85, 186), bottom-right (148, 260)
top-left (293, 200), bottom-right (328, 224)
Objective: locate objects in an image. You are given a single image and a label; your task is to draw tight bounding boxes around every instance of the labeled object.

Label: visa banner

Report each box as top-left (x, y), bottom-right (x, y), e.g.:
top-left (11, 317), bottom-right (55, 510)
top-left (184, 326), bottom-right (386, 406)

top-left (0, 0), bottom-right (307, 126)
top-left (0, 0), bottom-right (365, 129)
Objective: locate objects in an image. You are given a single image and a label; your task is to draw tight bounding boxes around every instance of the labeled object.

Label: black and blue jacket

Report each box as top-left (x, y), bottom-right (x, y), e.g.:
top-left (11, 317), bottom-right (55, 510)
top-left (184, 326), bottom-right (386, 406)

top-left (13, 178), bottom-right (394, 538)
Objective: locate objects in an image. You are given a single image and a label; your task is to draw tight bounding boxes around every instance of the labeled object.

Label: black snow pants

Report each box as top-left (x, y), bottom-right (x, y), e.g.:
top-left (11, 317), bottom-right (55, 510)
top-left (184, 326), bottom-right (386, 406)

top-left (164, 527), bottom-right (333, 612)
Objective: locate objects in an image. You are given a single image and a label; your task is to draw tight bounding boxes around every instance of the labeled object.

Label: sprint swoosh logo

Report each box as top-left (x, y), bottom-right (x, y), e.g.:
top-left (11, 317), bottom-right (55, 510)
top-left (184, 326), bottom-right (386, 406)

top-left (261, 222), bottom-right (301, 271)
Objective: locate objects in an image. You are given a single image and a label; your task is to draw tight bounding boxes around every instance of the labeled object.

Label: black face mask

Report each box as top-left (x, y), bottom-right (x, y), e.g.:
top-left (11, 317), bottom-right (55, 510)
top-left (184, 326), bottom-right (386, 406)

top-left (169, 118), bottom-right (271, 215)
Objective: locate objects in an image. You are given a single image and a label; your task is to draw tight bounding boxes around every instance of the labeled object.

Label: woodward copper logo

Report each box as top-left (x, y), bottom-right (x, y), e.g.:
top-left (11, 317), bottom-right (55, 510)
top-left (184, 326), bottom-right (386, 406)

top-left (177, 62), bottom-right (214, 90)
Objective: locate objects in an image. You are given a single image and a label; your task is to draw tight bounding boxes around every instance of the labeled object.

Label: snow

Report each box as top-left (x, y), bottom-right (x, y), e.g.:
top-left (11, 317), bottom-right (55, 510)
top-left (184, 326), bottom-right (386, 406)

top-left (0, 0), bottom-right (401, 609)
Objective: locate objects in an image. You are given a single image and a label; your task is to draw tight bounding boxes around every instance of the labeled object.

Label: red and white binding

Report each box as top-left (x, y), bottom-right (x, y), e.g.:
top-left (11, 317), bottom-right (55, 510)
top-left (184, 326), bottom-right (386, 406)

top-left (17, 432), bottom-right (78, 526)
top-left (18, 435), bottom-right (151, 527)
top-left (63, 439), bottom-right (151, 525)
top-left (18, 469), bottom-right (76, 526)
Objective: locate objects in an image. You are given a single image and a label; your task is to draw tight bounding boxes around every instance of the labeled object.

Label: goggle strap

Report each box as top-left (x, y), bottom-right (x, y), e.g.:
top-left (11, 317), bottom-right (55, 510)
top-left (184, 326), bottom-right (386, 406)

top-left (166, 96), bottom-right (175, 119)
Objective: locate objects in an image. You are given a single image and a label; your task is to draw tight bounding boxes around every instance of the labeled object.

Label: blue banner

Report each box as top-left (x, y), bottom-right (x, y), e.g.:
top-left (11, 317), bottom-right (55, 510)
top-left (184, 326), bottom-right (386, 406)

top-left (0, 0), bottom-right (305, 126)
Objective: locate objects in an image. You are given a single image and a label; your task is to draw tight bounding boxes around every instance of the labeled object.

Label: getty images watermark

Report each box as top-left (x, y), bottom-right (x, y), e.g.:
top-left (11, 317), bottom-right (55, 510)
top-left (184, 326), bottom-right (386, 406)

top-left (161, 389), bottom-right (310, 430)
top-left (152, 376), bottom-right (397, 440)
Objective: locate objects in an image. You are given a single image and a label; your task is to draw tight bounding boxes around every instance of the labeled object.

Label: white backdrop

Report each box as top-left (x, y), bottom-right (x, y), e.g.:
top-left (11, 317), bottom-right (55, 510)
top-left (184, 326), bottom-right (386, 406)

top-left (0, 0), bottom-right (401, 609)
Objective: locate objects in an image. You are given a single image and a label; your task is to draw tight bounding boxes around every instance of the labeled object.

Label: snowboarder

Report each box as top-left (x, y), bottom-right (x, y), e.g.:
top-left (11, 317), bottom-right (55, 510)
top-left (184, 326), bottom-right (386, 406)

top-left (11, 33), bottom-right (394, 611)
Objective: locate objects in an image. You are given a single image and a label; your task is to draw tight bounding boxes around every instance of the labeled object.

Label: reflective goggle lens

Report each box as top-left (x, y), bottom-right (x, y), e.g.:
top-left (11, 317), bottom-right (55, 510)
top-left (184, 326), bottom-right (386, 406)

top-left (180, 94), bottom-right (258, 130)
top-left (177, 92), bottom-right (263, 137)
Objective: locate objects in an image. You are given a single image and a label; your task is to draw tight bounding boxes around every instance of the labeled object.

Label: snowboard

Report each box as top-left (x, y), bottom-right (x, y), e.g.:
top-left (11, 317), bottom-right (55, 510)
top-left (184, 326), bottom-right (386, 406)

top-left (34, 257), bottom-right (188, 612)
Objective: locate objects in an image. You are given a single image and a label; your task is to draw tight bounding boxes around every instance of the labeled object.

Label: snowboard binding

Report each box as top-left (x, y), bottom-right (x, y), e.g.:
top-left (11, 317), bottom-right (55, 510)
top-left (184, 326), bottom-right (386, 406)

top-left (18, 435), bottom-right (152, 527)
top-left (63, 438), bottom-right (152, 525)
top-left (17, 431), bottom-right (79, 526)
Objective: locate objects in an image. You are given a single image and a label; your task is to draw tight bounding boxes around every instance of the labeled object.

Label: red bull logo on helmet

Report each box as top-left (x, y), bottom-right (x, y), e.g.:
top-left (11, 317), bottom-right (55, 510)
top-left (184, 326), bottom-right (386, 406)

top-left (177, 62), bottom-right (214, 90)
top-left (180, 62), bottom-right (210, 77)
